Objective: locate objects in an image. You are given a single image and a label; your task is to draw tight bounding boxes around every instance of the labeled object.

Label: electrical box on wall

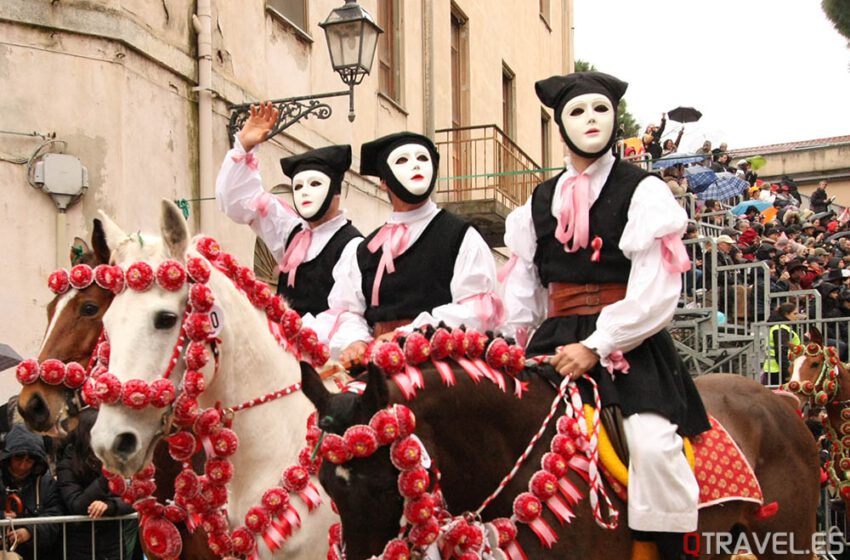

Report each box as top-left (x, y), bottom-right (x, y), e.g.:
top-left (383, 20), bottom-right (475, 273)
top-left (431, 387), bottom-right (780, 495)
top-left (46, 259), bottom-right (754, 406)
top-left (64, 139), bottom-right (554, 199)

top-left (33, 153), bottom-right (89, 210)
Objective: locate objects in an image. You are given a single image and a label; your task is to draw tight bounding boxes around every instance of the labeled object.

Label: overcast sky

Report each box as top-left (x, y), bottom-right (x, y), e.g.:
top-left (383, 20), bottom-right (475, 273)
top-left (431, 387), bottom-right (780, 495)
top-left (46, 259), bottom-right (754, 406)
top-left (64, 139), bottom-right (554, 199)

top-left (573, 1), bottom-right (850, 151)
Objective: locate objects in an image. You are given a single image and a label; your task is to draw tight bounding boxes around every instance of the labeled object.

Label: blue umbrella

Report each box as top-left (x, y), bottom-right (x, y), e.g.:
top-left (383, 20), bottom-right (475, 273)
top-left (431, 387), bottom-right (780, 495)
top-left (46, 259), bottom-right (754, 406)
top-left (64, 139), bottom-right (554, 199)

top-left (696, 172), bottom-right (750, 201)
top-left (652, 152), bottom-right (706, 169)
top-left (729, 200), bottom-right (771, 216)
top-left (684, 166), bottom-right (717, 193)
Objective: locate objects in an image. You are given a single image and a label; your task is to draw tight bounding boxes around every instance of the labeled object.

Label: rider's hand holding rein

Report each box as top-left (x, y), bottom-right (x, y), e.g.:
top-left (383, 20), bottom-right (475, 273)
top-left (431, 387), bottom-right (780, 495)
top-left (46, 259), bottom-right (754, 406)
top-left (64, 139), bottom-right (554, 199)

top-left (550, 343), bottom-right (599, 380)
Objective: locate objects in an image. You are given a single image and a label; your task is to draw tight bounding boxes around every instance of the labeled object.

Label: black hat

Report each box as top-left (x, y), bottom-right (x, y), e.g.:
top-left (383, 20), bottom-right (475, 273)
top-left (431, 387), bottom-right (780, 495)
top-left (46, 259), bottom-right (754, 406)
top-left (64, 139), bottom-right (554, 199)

top-left (744, 205), bottom-right (759, 216)
top-left (280, 145), bottom-right (351, 221)
top-left (360, 132), bottom-right (440, 205)
top-left (535, 71), bottom-right (628, 159)
top-left (786, 258), bottom-right (806, 272)
top-left (781, 175), bottom-right (798, 188)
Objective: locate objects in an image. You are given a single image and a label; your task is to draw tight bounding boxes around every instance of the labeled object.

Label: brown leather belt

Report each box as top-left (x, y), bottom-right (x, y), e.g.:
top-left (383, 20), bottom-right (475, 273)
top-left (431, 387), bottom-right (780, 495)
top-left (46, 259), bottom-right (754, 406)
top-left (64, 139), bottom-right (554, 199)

top-left (548, 282), bottom-right (627, 317)
top-left (373, 319), bottom-right (413, 338)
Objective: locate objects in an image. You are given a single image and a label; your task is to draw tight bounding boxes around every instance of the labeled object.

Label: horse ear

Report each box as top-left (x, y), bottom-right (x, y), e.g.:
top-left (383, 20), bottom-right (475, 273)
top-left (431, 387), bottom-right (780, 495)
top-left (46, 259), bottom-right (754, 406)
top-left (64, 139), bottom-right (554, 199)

top-left (71, 237), bottom-right (90, 265)
top-left (300, 361), bottom-right (330, 411)
top-left (91, 219), bottom-right (111, 265)
top-left (160, 199), bottom-right (190, 260)
top-left (362, 363), bottom-right (389, 414)
top-left (97, 211), bottom-right (127, 253)
top-left (809, 327), bottom-right (824, 346)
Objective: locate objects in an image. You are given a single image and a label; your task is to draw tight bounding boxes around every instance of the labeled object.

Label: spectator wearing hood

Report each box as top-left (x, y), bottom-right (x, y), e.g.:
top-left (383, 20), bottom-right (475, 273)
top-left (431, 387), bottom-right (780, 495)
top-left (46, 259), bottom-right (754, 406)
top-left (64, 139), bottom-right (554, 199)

top-left (810, 180), bottom-right (834, 214)
top-left (0, 425), bottom-right (63, 558)
top-left (57, 409), bottom-right (139, 560)
top-left (781, 176), bottom-right (803, 206)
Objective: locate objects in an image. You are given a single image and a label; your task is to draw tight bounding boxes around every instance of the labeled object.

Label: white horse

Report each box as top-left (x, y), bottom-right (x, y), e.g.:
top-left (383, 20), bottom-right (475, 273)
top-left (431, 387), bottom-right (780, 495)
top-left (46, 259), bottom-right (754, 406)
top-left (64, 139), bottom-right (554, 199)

top-left (91, 200), bottom-right (335, 559)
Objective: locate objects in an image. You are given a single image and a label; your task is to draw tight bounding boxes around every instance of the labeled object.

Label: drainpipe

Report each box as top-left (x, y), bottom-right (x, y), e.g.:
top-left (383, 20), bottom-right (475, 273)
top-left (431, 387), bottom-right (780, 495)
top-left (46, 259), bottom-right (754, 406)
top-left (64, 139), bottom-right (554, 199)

top-left (564, 0), bottom-right (574, 74)
top-left (422, 0), bottom-right (435, 139)
top-left (193, 0), bottom-right (213, 234)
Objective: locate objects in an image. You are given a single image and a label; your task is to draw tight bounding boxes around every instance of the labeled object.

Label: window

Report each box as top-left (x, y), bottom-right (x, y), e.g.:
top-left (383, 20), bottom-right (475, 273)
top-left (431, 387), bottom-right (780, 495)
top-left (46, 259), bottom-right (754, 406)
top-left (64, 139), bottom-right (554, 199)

top-left (502, 64), bottom-right (516, 140)
top-left (267, 0), bottom-right (309, 35)
top-left (541, 110), bottom-right (552, 176)
top-left (450, 6), bottom-right (469, 129)
top-left (378, 0), bottom-right (402, 103)
top-left (539, 0), bottom-right (550, 26)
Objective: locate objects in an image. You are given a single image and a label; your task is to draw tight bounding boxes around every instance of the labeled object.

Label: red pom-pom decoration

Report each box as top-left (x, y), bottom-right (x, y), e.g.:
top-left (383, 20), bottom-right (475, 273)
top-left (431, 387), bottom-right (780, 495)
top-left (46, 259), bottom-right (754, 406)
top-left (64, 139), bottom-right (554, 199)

top-left (390, 437), bottom-right (422, 471)
top-left (282, 466), bottom-right (309, 493)
top-left (195, 237), bottom-right (222, 260)
top-left (194, 408), bottom-right (222, 436)
top-left (513, 492), bottom-right (543, 523)
top-left (529, 471), bottom-right (558, 500)
top-left (374, 342), bottom-right (406, 375)
top-left (403, 332), bottom-right (431, 365)
top-left (126, 262), bottom-right (155, 292)
top-left (183, 370), bottom-right (206, 398)
top-left (185, 342), bottom-right (210, 370)
top-left (172, 394), bottom-right (199, 426)
top-left (15, 359), bottom-right (40, 385)
top-left (107, 476), bottom-right (126, 496)
top-left (231, 526), bottom-right (256, 555)
top-left (430, 328), bottom-right (454, 360)
top-left (281, 309), bottom-right (302, 339)
top-left (207, 532), bottom-right (233, 556)
top-left (249, 280), bottom-right (273, 308)
top-left (81, 378), bottom-right (100, 407)
top-left (311, 344), bottom-right (331, 368)
top-left (465, 329), bottom-right (488, 359)
top-left (507, 345), bottom-right (525, 375)
top-left (202, 480), bottom-right (229, 509)
top-left (149, 378), bottom-right (177, 408)
top-left (189, 283), bottom-right (215, 313)
top-left (40, 358), bottom-right (66, 385)
top-left (69, 264), bottom-right (95, 289)
top-left (97, 341), bottom-right (111, 364)
top-left (557, 416), bottom-right (582, 438)
top-left (320, 433), bottom-right (351, 464)
top-left (186, 255), bottom-right (211, 284)
top-left (409, 517), bottom-right (440, 547)
top-left (245, 505), bottom-right (271, 533)
top-left (218, 253), bottom-right (239, 276)
top-left (211, 428), bottom-right (239, 457)
top-left (185, 313), bottom-right (214, 342)
top-left (296, 328), bottom-right (319, 356)
top-left (486, 338), bottom-right (511, 370)
top-left (156, 260), bottom-right (187, 291)
top-left (167, 431), bottom-right (198, 462)
top-left (164, 504), bottom-right (187, 524)
top-left (122, 379), bottom-right (151, 409)
top-left (370, 410), bottom-right (401, 444)
top-left (404, 493), bottom-right (437, 524)
top-left (398, 467), bottom-right (430, 498)
top-left (94, 264), bottom-right (121, 292)
top-left (48, 269), bottom-right (70, 294)
top-left (451, 329), bottom-right (469, 358)
top-left (64, 362), bottom-right (87, 389)
top-left (142, 517), bottom-right (182, 558)
top-left (174, 469), bottom-right (200, 498)
top-left (541, 452), bottom-right (569, 478)
top-left (94, 372), bottom-right (122, 404)
top-left (492, 517), bottom-right (518, 546)
top-left (201, 510), bottom-right (229, 535)
top-left (344, 425), bottom-right (379, 458)
top-left (551, 434), bottom-right (577, 460)
top-left (395, 405), bottom-right (416, 438)
top-left (236, 267), bottom-right (256, 291)
top-left (261, 487), bottom-right (290, 514)
top-left (382, 539), bottom-right (411, 560)
top-left (266, 295), bottom-right (287, 322)
top-left (205, 458), bottom-right (234, 484)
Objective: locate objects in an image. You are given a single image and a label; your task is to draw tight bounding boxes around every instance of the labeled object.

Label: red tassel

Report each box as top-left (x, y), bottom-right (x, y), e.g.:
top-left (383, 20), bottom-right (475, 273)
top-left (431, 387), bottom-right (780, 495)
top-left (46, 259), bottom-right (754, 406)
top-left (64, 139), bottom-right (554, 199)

top-left (590, 236), bottom-right (603, 262)
top-left (754, 501), bottom-right (779, 521)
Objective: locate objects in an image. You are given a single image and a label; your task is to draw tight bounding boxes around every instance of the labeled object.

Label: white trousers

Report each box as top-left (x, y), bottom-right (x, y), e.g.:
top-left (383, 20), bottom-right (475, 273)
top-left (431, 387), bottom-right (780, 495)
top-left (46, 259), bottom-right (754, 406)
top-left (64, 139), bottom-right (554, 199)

top-left (621, 412), bottom-right (699, 532)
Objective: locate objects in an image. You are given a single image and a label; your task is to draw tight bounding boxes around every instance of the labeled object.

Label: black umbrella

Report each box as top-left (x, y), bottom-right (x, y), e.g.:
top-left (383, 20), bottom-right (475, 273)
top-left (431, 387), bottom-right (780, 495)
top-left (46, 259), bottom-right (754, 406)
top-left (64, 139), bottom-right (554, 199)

top-left (0, 343), bottom-right (22, 372)
top-left (668, 106), bottom-right (703, 123)
top-left (810, 211), bottom-right (834, 222)
top-left (827, 231), bottom-right (850, 243)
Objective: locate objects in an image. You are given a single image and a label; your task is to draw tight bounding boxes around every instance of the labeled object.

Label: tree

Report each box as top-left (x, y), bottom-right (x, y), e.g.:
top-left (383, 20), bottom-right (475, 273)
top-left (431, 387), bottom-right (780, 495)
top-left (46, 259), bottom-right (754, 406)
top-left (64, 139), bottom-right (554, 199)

top-left (822, 0), bottom-right (850, 42)
top-left (573, 60), bottom-right (640, 137)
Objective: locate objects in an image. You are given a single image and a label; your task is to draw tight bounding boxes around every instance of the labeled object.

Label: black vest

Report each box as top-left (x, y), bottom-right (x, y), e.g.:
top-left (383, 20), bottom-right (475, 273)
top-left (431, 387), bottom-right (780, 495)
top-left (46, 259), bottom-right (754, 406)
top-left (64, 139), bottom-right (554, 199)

top-left (277, 221), bottom-right (362, 316)
top-left (358, 210), bottom-right (470, 326)
top-left (532, 159), bottom-right (647, 285)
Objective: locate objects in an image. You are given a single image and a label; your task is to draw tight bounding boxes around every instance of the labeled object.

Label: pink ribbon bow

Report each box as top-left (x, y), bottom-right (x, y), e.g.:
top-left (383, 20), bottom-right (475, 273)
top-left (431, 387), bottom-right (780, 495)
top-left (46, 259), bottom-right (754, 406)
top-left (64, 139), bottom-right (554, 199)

top-left (278, 228), bottom-right (313, 287)
top-left (660, 232), bottom-right (692, 274)
top-left (231, 152), bottom-right (259, 171)
top-left (604, 351), bottom-right (630, 379)
top-left (366, 223), bottom-right (410, 307)
top-left (459, 292), bottom-right (506, 331)
top-left (555, 173), bottom-right (592, 253)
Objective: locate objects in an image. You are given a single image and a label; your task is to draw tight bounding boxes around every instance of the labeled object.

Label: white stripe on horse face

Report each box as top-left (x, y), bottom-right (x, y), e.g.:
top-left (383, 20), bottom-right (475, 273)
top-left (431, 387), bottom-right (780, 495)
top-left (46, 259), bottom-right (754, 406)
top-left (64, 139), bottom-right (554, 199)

top-left (39, 290), bottom-right (75, 354)
top-left (790, 355), bottom-right (806, 383)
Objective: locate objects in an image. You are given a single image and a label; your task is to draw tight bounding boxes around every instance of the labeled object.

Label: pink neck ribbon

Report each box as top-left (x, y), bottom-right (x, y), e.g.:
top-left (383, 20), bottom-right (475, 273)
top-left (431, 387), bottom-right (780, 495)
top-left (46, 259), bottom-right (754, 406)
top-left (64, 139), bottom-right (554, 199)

top-left (278, 228), bottom-right (313, 287)
top-left (555, 174), bottom-right (592, 253)
top-left (366, 223), bottom-right (410, 307)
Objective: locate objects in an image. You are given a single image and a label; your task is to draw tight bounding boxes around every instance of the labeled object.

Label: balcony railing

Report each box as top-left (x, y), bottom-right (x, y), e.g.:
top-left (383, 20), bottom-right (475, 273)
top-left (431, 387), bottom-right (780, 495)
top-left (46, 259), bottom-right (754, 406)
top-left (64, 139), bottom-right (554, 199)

top-left (434, 124), bottom-right (544, 246)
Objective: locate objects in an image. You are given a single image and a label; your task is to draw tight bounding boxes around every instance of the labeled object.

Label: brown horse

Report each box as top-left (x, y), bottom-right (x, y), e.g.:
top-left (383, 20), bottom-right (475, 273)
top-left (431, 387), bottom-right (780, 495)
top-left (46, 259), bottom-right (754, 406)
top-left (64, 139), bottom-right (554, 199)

top-left (16, 220), bottom-right (215, 560)
top-left (301, 362), bottom-right (819, 560)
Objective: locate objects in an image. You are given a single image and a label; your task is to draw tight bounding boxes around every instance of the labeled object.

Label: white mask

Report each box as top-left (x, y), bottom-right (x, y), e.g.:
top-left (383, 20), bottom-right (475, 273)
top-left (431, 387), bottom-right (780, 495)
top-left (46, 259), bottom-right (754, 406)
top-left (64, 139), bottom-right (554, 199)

top-left (292, 169), bottom-right (331, 220)
top-left (559, 93), bottom-right (615, 156)
top-left (387, 143), bottom-right (434, 197)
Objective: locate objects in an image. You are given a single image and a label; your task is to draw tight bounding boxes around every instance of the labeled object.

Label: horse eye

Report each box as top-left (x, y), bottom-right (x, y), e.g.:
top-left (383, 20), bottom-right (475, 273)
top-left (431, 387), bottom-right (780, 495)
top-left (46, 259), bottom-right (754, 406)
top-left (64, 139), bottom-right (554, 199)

top-left (80, 302), bottom-right (99, 317)
top-left (811, 362), bottom-right (820, 369)
top-left (154, 311), bottom-right (179, 330)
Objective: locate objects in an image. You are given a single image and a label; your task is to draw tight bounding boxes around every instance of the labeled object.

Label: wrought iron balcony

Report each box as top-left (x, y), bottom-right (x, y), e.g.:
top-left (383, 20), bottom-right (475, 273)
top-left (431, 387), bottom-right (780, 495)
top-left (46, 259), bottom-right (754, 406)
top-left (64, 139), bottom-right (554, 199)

top-left (434, 125), bottom-right (544, 247)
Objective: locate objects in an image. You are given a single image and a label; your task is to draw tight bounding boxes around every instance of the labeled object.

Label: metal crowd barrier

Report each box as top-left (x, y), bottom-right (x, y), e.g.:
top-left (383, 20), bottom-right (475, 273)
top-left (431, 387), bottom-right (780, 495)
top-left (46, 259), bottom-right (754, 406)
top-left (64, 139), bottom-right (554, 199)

top-left (0, 513), bottom-right (139, 559)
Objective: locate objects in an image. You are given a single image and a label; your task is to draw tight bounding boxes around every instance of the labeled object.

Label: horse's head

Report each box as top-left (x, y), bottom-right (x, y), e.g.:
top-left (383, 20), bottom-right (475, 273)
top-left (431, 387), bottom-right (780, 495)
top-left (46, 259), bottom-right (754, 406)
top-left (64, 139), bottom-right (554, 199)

top-left (302, 361), bottom-right (404, 559)
top-left (90, 201), bottom-right (195, 476)
top-left (787, 327), bottom-right (850, 407)
top-left (19, 219), bottom-right (113, 435)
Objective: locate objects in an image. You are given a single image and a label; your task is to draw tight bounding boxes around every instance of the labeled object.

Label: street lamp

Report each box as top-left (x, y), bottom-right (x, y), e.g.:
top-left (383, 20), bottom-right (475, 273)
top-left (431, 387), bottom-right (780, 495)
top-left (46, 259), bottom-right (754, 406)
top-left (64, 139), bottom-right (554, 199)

top-left (227, 0), bottom-right (382, 142)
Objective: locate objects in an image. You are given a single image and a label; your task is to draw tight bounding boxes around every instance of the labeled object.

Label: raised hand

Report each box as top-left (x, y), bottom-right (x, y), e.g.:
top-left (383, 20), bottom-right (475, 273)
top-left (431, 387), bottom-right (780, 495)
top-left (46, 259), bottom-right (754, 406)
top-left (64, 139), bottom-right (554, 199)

top-left (237, 101), bottom-right (280, 152)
